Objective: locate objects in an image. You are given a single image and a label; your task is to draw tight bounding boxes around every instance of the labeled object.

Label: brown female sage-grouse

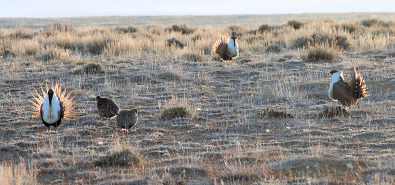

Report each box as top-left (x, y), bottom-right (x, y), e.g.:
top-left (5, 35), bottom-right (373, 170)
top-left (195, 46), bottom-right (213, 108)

top-left (116, 109), bottom-right (138, 129)
top-left (211, 32), bottom-right (239, 61)
top-left (328, 67), bottom-right (367, 107)
top-left (29, 82), bottom-right (78, 130)
top-left (96, 96), bottom-right (119, 118)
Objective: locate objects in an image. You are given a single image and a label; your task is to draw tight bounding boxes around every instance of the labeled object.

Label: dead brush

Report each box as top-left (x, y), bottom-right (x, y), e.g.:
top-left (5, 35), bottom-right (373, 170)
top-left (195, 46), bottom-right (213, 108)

top-left (258, 108), bottom-right (294, 118)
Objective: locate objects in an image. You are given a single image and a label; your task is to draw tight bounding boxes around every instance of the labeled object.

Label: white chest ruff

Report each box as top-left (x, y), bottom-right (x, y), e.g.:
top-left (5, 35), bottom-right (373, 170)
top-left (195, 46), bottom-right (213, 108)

top-left (328, 72), bottom-right (341, 100)
top-left (227, 38), bottom-right (238, 57)
top-left (42, 94), bottom-right (61, 124)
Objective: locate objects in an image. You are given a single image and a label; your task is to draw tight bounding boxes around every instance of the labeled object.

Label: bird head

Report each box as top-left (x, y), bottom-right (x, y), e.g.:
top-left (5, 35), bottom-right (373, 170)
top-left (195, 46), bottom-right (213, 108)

top-left (48, 89), bottom-right (54, 104)
top-left (330, 70), bottom-right (339, 75)
top-left (96, 96), bottom-right (101, 101)
top-left (131, 109), bottom-right (138, 114)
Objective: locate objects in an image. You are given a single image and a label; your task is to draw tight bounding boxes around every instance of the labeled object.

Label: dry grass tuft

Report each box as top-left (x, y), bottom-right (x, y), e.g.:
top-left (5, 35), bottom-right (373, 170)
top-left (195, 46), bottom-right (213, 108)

top-left (35, 45), bottom-right (70, 61)
top-left (73, 62), bottom-right (105, 75)
top-left (319, 106), bottom-right (350, 118)
top-left (94, 145), bottom-right (142, 167)
top-left (259, 108), bottom-right (294, 118)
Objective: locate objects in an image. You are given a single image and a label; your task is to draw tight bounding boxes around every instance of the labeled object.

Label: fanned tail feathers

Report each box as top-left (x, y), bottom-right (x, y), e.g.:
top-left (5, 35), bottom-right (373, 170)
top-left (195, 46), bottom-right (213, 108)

top-left (211, 37), bottom-right (227, 55)
top-left (350, 67), bottom-right (367, 100)
top-left (29, 82), bottom-right (79, 120)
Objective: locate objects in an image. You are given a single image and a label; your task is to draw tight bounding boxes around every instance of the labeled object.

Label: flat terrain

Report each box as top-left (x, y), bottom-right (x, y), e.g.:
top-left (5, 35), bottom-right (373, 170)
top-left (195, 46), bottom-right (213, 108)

top-left (0, 15), bottom-right (394, 184)
top-left (1, 12), bottom-right (395, 28)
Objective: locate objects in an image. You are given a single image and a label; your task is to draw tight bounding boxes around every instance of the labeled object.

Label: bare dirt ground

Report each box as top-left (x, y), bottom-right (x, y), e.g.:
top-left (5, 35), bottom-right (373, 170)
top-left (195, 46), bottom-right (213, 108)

top-left (0, 48), bottom-right (394, 184)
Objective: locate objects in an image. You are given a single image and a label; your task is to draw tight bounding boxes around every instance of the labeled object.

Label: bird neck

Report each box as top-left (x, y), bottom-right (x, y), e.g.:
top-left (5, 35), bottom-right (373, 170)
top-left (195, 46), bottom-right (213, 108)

top-left (330, 72), bottom-right (342, 85)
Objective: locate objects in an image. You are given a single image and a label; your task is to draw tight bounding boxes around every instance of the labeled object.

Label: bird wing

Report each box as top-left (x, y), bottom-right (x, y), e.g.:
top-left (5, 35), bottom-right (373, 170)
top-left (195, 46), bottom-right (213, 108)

top-left (109, 100), bottom-right (119, 115)
top-left (333, 80), bottom-right (355, 107)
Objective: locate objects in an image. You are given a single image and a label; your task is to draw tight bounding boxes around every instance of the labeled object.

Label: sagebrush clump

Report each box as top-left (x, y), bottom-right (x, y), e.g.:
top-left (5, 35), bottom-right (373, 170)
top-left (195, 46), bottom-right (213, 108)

top-left (94, 147), bottom-right (142, 167)
top-left (301, 47), bottom-right (338, 62)
top-left (160, 106), bottom-right (194, 120)
top-left (73, 62), bottom-right (105, 75)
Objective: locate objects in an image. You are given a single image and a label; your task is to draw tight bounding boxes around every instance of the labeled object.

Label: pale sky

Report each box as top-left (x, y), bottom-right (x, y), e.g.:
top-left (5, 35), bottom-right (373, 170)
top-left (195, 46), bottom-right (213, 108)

top-left (1, 0), bottom-right (394, 18)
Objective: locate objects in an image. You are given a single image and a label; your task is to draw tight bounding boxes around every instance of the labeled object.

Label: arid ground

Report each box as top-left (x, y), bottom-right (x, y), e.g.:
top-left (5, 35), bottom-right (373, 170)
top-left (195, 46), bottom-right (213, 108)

top-left (0, 14), bottom-right (394, 184)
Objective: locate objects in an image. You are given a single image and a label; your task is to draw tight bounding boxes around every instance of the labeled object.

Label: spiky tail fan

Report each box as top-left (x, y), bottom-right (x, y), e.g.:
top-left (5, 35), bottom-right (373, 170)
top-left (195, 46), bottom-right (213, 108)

top-left (211, 37), bottom-right (227, 55)
top-left (350, 67), bottom-right (367, 100)
top-left (29, 82), bottom-right (79, 120)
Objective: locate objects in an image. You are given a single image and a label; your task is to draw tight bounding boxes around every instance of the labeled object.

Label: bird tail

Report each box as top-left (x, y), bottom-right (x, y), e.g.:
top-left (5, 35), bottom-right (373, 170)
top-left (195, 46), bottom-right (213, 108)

top-left (350, 67), bottom-right (367, 100)
top-left (211, 37), bottom-right (227, 55)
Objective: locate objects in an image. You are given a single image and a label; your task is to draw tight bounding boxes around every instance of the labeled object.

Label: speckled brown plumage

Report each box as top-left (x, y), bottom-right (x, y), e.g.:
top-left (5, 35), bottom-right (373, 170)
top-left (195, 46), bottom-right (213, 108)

top-left (96, 96), bottom-right (119, 118)
top-left (116, 109), bottom-right (138, 129)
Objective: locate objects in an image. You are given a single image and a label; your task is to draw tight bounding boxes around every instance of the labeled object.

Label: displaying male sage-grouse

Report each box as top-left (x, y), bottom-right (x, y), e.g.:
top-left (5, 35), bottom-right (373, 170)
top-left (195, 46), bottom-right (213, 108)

top-left (29, 82), bottom-right (78, 130)
top-left (96, 96), bottom-right (119, 118)
top-left (116, 109), bottom-right (138, 129)
top-left (211, 32), bottom-right (239, 61)
top-left (328, 68), bottom-right (367, 107)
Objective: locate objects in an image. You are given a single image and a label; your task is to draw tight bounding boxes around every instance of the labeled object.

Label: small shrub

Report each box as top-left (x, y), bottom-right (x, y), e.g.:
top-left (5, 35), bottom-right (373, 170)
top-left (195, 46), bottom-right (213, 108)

top-left (166, 24), bottom-right (194, 34)
top-left (258, 24), bottom-right (272, 33)
top-left (73, 62), bottom-right (105, 75)
top-left (118, 24), bottom-right (139, 33)
top-left (44, 23), bottom-right (73, 35)
top-left (183, 53), bottom-right (203, 62)
top-left (167, 38), bottom-right (185, 49)
top-left (265, 44), bottom-right (282, 53)
top-left (160, 106), bottom-right (194, 120)
top-left (361, 18), bottom-right (379, 27)
top-left (319, 106), bottom-right (350, 118)
top-left (36, 46), bottom-right (70, 61)
top-left (334, 35), bottom-right (351, 50)
top-left (290, 36), bottom-right (313, 49)
top-left (228, 25), bottom-right (245, 33)
top-left (301, 47), bottom-right (338, 62)
top-left (288, 20), bottom-right (304, 30)
top-left (0, 49), bottom-right (15, 58)
top-left (258, 108), bottom-right (294, 118)
top-left (94, 146), bottom-right (142, 167)
top-left (191, 35), bottom-right (202, 42)
top-left (85, 37), bottom-right (113, 55)
top-left (341, 23), bottom-right (358, 33)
